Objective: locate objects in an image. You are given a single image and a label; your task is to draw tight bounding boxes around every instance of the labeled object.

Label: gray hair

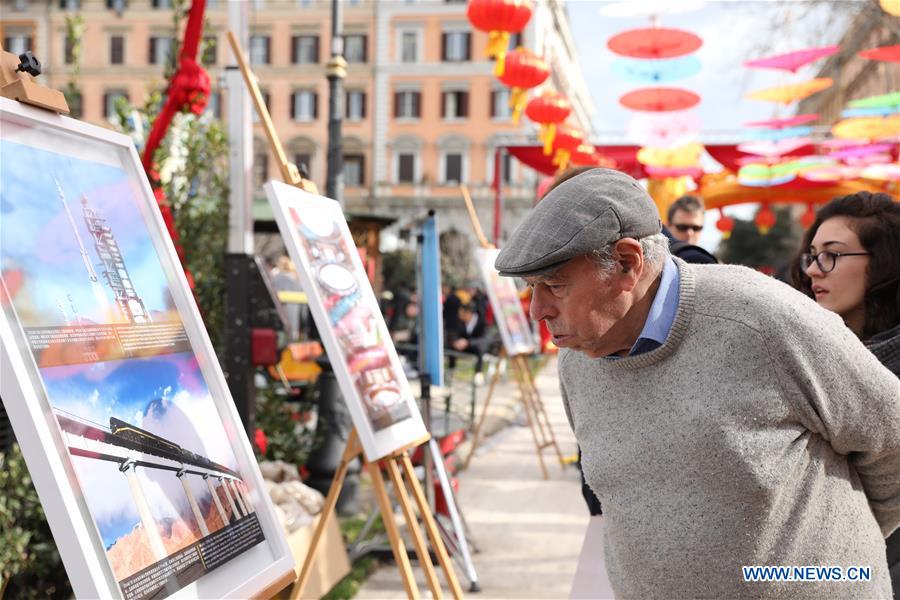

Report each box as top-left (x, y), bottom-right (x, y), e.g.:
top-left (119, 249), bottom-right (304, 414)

top-left (589, 233), bottom-right (671, 279)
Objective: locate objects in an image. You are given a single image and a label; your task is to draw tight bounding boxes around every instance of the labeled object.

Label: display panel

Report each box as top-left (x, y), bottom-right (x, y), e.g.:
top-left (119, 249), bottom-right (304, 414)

top-left (265, 181), bottom-right (427, 460)
top-left (0, 97), bottom-right (293, 600)
top-left (475, 248), bottom-right (537, 356)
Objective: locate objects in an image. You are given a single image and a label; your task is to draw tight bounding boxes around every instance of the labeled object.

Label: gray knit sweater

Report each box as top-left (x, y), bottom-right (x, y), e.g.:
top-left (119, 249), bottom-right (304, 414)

top-left (559, 259), bottom-right (900, 599)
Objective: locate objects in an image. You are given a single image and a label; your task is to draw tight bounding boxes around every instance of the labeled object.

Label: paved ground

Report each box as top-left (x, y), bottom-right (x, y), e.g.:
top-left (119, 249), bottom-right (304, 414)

top-left (355, 356), bottom-right (593, 599)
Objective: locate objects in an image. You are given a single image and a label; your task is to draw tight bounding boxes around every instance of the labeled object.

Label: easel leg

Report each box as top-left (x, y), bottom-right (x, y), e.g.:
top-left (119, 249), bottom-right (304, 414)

top-left (517, 355), bottom-right (566, 468)
top-left (399, 453), bottom-right (465, 600)
top-left (462, 352), bottom-right (504, 469)
top-left (385, 457), bottom-right (443, 599)
top-left (368, 461), bottom-right (421, 599)
top-left (291, 431), bottom-right (362, 600)
top-left (511, 356), bottom-right (549, 480)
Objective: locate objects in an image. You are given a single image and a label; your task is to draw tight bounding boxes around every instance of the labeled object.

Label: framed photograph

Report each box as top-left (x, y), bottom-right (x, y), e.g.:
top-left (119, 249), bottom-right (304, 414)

top-left (475, 248), bottom-right (537, 356)
top-left (0, 97), bottom-right (294, 599)
top-left (265, 181), bottom-right (427, 460)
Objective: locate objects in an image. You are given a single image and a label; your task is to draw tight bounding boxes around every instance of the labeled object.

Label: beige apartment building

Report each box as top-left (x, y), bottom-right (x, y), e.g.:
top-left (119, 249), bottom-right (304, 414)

top-left (1, 0), bottom-right (593, 243)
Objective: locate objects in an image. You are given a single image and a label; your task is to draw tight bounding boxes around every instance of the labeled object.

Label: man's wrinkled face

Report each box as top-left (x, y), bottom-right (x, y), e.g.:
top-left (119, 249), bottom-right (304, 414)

top-left (668, 208), bottom-right (704, 245)
top-left (524, 255), bottom-right (631, 358)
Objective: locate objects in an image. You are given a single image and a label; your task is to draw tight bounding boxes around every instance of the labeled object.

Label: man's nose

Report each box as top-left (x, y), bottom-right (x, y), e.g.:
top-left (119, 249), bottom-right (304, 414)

top-left (529, 287), bottom-right (554, 322)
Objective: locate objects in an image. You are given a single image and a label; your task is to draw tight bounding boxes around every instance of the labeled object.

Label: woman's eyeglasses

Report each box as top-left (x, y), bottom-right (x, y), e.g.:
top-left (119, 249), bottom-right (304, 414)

top-left (672, 224), bottom-right (703, 233)
top-left (801, 250), bottom-right (870, 273)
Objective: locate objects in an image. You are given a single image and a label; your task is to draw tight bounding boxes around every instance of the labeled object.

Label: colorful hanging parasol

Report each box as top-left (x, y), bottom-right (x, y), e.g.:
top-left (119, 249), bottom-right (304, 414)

top-left (858, 44), bottom-right (900, 63)
top-left (744, 114), bottom-right (819, 128)
top-left (862, 163), bottom-right (900, 180)
top-left (637, 142), bottom-right (703, 168)
top-left (828, 142), bottom-right (895, 159)
top-left (611, 55), bottom-right (702, 84)
top-left (842, 106), bottom-right (899, 119)
top-left (847, 91), bottom-right (900, 109)
top-left (744, 46), bottom-right (839, 73)
top-left (832, 115), bottom-right (900, 140)
top-left (620, 87), bottom-right (700, 112)
top-left (607, 28), bottom-right (703, 59)
top-left (627, 110), bottom-right (701, 148)
top-left (801, 165), bottom-right (862, 183)
top-left (738, 138), bottom-right (813, 157)
top-left (645, 165), bottom-right (703, 178)
top-left (746, 78), bottom-right (833, 104)
top-left (880, 0), bottom-right (900, 17)
top-left (743, 125), bottom-right (814, 141)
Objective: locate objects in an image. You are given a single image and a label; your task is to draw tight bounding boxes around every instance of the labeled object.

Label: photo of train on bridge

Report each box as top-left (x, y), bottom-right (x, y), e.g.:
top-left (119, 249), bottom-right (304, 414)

top-left (1, 99), bottom-right (294, 600)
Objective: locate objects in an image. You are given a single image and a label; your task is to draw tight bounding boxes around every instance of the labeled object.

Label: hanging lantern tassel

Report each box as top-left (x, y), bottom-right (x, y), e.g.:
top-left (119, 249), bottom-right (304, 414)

top-left (509, 87), bottom-right (527, 124)
top-left (553, 148), bottom-right (572, 171)
top-left (756, 204), bottom-right (777, 235)
top-left (716, 208), bottom-right (734, 240)
top-left (540, 123), bottom-right (557, 155)
top-left (800, 202), bottom-right (816, 229)
top-left (487, 30), bottom-right (510, 58)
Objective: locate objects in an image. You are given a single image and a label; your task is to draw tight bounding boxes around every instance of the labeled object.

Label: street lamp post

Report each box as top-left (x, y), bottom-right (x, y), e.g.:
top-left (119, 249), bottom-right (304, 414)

top-left (325, 0), bottom-right (346, 204)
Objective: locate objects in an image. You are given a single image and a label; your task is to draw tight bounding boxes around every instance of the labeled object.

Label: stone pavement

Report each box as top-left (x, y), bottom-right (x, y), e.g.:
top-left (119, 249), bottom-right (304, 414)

top-left (355, 355), bottom-right (592, 599)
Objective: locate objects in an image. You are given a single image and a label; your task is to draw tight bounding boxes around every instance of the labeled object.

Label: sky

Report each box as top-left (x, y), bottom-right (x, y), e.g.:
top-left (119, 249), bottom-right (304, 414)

top-left (565, 0), bottom-right (860, 250)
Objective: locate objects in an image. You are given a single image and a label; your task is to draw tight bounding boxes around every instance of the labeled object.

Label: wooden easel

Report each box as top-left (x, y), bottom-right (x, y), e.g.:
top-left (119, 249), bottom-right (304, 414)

top-left (458, 185), bottom-right (565, 480)
top-left (227, 32), bottom-right (463, 599)
top-left (291, 429), bottom-right (464, 600)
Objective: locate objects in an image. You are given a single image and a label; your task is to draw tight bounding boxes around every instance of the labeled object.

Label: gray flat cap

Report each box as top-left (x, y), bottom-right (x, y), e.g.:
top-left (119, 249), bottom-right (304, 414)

top-left (495, 168), bottom-right (661, 277)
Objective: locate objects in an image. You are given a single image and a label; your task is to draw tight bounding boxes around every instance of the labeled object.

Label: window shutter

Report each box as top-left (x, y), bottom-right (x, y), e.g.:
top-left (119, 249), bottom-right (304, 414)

top-left (464, 33), bottom-right (471, 61)
top-left (291, 36), bottom-right (298, 63)
top-left (148, 37), bottom-right (154, 63)
top-left (313, 36), bottom-right (319, 63)
top-left (362, 35), bottom-right (368, 63)
top-left (460, 91), bottom-right (469, 117)
top-left (413, 91), bottom-right (421, 118)
top-left (361, 92), bottom-right (367, 119)
top-left (490, 90), bottom-right (497, 118)
top-left (103, 93), bottom-right (109, 117)
top-left (441, 92), bottom-right (446, 119)
top-left (441, 33), bottom-right (447, 61)
top-left (313, 92), bottom-right (318, 119)
top-left (393, 92), bottom-right (400, 118)
top-left (360, 155), bottom-right (366, 185)
top-left (290, 92), bottom-right (296, 120)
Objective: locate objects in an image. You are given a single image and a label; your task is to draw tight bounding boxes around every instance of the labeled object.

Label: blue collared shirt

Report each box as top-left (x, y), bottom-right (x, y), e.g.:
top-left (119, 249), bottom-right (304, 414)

top-left (607, 257), bottom-right (680, 359)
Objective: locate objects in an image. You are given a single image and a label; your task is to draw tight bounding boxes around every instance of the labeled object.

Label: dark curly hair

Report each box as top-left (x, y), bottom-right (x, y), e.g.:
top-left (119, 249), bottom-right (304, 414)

top-left (790, 191), bottom-right (900, 340)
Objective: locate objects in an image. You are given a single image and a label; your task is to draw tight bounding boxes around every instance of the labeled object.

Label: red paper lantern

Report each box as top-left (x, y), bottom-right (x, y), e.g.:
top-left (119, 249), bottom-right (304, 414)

top-left (467, 0), bottom-right (533, 60)
top-left (755, 204), bottom-right (777, 235)
top-left (497, 48), bottom-right (550, 123)
top-left (800, 203), bottom-right (817, 229)
top-left (716, 208), bottom-right (734, 239)
top-left (526, 90), bottom-right (572, 155)
top-left (550, 125), bottom-right (585, 170)
top-left (570, 143), bottom-right (599, 167)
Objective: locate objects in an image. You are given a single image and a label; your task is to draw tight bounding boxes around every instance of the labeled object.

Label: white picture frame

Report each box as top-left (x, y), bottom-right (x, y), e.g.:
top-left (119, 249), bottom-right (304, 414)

top-left (475, 248), bottom-right (537, 356)
top-left (265, 180), bottom-right (427, 460)
top-left (0, 97), bottom-right (294, 600)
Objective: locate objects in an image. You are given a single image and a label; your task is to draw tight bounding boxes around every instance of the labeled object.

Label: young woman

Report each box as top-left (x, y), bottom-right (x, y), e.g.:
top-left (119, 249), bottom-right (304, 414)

top-left (791, 190), bottom-right (900, 598)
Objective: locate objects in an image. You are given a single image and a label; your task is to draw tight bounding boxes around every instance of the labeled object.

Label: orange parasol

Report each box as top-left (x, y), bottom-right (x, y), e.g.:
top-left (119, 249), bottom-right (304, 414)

top-left (746, 78), bottom-right (833, 104)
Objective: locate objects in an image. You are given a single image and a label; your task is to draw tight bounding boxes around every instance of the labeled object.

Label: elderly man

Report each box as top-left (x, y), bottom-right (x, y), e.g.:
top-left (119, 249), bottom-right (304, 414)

top-left (495, 168), bottom-right (900, 598)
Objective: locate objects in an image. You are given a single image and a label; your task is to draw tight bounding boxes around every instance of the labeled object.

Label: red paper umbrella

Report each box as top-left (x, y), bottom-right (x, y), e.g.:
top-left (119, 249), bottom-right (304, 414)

top-left (620, 87), bottom-right (700, 112)
top-left (467, 0), bottom-right (533, 60)
top-left (859, 44), bottom-right (900, 63)
top-left (497, 48), bottom-right (550, 123)
top-left (608, 28), bottom-right (702, 59)
top-left (744, 114), bottom-right (819, 128)
top-left (526, 90), bottom-right (572, 155)
top-left (744, 45), bottom-right (839, 73)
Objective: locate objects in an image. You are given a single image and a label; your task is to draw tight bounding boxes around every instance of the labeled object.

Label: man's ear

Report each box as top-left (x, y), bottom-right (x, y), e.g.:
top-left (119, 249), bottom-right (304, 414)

top-left (613, 238), bottom-right (643, 291)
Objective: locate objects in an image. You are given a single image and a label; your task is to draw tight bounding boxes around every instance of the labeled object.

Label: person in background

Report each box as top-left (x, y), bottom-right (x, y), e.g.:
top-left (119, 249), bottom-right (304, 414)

top-left (495, 168), bottom-right (900, 598)
top-left (446, 302), bottom-right (489, 382)
top-left (790, 191), bottom-right (900, 598)
top-left (666, 194), bottom-right (705, 246)
top-left (269, 255), bottom-right (303, 340)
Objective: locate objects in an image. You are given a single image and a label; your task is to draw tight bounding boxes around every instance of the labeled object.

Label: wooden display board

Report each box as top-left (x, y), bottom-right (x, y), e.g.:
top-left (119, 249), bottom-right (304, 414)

top-left (0, 96), bottom-right (294, 599)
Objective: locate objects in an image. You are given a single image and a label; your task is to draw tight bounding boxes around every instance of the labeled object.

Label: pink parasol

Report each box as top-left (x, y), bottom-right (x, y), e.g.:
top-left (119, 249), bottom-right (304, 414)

top-left (744, 114), bottom-right (819, 128)
top-left (801, 165), bottom-right (862, 182)
top-left (744, 46), bottom-right (839, 73)
top-left (828, 142), bottom-right (895, 159)
top-left (607, 28), bottom-right (703, 59)
top-left (738, 138), bottom-right (813, 157)
top-left (620, 87), bottom-right (701, 112)
top-left (645, 165), bottom-right (703, 178)
top-left (627, 110), bottom-right (701, 147)
top-left (858, 44), bottom-right (900, 63)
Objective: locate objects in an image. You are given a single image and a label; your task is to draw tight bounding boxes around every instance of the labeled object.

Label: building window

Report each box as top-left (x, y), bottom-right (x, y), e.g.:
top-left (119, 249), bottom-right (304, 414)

top-left (59, 0), bottom-right (81, 9)
top-left (345, 90), bottom-right (366, 121)
top-left (202, 35), bottom-right (217, 65)
top-left (149, 36), bottom-right (173, 65)
top-left (151, 0), bottom-right (172, 7)
top-left (66, 90), bottom-right (83, 118)
top-left (508, 32), bottom-right (523, 50)
top-left (291, 35), bottom-right (319, 64)
top-left (443, 153), bottom-right (463, 184)
top-left (399, 31), bottom-right (417, 63)
top-left (3, 34), bottom-right (32, 56)
top-left (206, 91), bottom-right (221, 119)
top-left (110, 36), bottom-right (125, 65)
top-left (104, 89), bottom-right (129, 120)
top-left (344, 154), bottom-right (365, 186)
top-left (252, 90), bottom-right (270, 123)
top-left (291, 90), bottom-right (318, 122)
top-left (441, 31), bottom-right (470, 62)
top-left (106, 0), bottom-right (127, 11)
top-left (394, 90), bottom-right (421, 119)
top-left (294, 153), bottom-right (312, 176)
top-left (490, 88), bottom-right (511, 119)
top-left (442, 90), bottom-right (469, 119)
top-left (64, 34), bottom-right (76, 64)
top-left (344, 34), bottom-right (367, 63)
top-left (397, 153), bottom-right (415, 183)
top-left (254, 150), bottom-right (269, 187)
top-left (250, 35), bottom-right (271, 65)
